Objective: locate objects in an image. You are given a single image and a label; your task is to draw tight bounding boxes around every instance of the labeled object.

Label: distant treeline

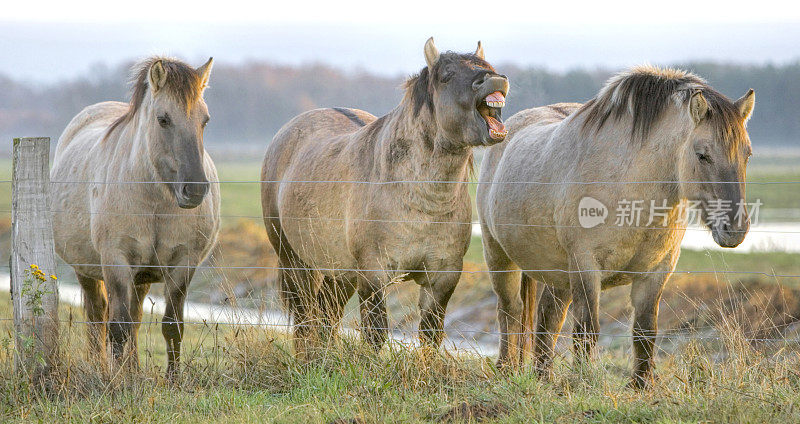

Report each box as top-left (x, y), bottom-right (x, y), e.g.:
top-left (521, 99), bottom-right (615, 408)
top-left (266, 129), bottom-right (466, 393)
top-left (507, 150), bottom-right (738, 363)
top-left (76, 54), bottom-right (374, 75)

top-left (1, 60), bottom-right (798, 148)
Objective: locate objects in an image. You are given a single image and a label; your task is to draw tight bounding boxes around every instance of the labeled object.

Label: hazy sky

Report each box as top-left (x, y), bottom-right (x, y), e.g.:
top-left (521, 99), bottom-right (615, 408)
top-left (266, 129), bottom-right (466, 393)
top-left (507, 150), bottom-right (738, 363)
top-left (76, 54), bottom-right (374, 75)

top-left (2, 0), bottom-right (799, 83)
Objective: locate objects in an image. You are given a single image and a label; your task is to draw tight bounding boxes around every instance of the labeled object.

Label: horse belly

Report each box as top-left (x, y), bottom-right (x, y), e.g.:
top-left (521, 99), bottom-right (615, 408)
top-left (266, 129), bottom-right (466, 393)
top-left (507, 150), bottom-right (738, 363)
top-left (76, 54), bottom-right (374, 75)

top-left (285, 217), bottom-right (354, 273)
top-left (390, 220), bottom-right (471, 271)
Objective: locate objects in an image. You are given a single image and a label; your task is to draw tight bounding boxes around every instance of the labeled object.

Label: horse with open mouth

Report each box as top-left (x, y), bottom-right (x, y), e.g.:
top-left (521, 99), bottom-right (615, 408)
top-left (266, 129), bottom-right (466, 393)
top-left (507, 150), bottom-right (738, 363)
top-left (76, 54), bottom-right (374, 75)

top-left (261, 38), bottom-right (509, 358)
top-left (477, 65), bottom-right (755, 388)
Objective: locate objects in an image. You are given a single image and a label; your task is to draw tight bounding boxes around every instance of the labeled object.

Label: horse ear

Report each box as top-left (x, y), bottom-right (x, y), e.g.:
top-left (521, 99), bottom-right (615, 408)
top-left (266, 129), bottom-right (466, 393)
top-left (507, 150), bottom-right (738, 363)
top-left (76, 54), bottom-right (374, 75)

top-left (735, 89), bottom-right (755, 122)
top-left (196, 57), bottom-right (214, 89)
top-left (689, 91), bottom-right (709, 125)
top-left (149, 60), bottom-right (168, 93)
top-left (424, 37), bottom-right (439, 69)
top-left (474, 41), bottom-right (485, 60)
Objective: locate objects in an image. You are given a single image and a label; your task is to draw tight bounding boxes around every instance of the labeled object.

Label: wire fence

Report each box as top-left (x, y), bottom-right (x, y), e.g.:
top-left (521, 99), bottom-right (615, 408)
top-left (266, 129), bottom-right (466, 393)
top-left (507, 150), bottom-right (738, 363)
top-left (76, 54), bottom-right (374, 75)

top-left (2, 178), bottom-right (800, 185)
top-left (1, 317), bottom-right (798, 346)
top-left (4, 176), bottom-right (800, 351)
top-left (4, 262), bottom-right (800, 279)
top-left (1, 209), bottom-right (799, 234)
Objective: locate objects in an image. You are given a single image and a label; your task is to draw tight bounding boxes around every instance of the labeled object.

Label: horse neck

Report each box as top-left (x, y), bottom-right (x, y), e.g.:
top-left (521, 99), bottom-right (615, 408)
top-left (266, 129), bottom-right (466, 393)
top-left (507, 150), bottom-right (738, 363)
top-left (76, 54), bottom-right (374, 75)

top-left (375, 104), bottom-right (472, 214)
top-left (105, 109), bottom-right (165, 191)
top-left (574, 113), bottom-right (692, 206)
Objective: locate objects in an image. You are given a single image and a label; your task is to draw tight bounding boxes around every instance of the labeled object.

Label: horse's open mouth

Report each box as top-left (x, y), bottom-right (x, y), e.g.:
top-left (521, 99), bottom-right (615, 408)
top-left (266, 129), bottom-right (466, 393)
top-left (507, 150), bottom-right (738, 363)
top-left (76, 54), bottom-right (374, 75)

top-left (477, 91), bottom-right (507, 140)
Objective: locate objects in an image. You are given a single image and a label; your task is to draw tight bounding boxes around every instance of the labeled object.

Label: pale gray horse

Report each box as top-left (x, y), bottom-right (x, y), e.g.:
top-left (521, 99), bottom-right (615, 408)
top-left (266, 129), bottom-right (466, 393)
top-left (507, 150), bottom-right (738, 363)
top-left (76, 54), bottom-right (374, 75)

top-left (478, 65), bottom-right (754, 388)
top-left (51, 57), bottom-right (220, 375)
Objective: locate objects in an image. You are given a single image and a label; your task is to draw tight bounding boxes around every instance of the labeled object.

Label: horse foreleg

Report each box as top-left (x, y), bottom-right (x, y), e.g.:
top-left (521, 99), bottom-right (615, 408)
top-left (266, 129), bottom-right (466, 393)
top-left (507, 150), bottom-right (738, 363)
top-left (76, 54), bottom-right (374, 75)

top-left (417, 265), bottom-right (461, 348)
top-left (533, 284), bottom-right (571, 378)
top-left (162, 265), bottom-right (195, 378)
top-left (280, 262), bottom-right (323, 361)
top-left (357, 272), bottom-right (389, 351)
top-left (101, 260), bottom-right (134, 369)
top-left (483, 229), bottom-right (523, 368)
top-left (569, 256), bottom-right (601, 364)
top-left (77, 275), bottom-right (108, 369)
top-left (629, 273), bottom-right (667, 389)
top-left (128, 282), bottom-right (151, 371)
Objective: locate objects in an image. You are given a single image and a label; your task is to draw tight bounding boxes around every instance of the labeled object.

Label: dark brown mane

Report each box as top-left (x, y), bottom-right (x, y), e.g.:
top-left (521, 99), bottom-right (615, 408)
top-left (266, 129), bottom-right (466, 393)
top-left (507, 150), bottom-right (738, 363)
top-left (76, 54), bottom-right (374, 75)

top-left (104, 57), bottom-right (204, 140)
top-left (579, 65), bottom-right (748, 156)
top-left (404, 52), bottom-right (494, 117)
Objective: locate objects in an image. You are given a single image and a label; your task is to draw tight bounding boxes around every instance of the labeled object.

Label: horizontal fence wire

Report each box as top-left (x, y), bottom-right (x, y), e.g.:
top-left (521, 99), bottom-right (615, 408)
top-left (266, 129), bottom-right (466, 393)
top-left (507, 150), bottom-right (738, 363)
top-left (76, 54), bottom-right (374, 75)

top-left (0, 317), bottom-right (797, 343)
top-left (2, 179), bottom-right (800, 185)
top-left (0, 209), bottom-right (795, 234)
top-left (4, 263), bottom-right (800, 278)
top-left (4, 176), bottom-right (800, 348)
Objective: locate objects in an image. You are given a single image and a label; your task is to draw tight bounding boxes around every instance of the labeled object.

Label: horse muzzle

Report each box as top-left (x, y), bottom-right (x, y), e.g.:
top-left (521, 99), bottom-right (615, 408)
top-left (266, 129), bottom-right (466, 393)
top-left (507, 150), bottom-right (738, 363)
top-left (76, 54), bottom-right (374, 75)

top-left (711, 219), bottom-right (750, 248)
top-left (175, 181), bottom-right (210, 209)
top-left (475, 75), bottom-right (510, 145)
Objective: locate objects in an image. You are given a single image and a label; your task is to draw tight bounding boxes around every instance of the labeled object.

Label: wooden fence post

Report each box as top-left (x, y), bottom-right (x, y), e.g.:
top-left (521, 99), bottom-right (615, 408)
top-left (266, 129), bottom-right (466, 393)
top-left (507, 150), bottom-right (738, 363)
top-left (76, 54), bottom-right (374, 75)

top-left (11, 137), bottom-right (59, 377)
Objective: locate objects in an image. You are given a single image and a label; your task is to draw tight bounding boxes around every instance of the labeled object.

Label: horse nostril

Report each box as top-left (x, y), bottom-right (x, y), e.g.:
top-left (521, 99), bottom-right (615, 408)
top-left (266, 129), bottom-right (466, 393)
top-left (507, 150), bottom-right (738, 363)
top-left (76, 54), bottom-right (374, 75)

top-left (182, 182), bottom-right (209, 199)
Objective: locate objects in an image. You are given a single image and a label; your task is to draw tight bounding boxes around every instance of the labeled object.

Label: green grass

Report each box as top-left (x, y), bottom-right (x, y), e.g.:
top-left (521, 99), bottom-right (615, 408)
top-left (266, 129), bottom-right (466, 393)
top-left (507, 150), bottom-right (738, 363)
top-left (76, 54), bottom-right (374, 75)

top-left (214, 160), bottom-right (263, 225)
top-left (677, 248), bottom-right (800, 282)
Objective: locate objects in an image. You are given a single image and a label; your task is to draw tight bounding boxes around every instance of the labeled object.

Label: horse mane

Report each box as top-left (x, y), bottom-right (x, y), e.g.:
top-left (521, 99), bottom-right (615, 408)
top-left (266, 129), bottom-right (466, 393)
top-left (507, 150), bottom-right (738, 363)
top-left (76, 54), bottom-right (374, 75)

top-left (104, 56), bottom-right (204, 141)
top-left (397, 52), bottom-right (491, 180)
top-left (403, 52), bottom-right (495, 117)
top-left (578, 65), bottom-right (748, 157)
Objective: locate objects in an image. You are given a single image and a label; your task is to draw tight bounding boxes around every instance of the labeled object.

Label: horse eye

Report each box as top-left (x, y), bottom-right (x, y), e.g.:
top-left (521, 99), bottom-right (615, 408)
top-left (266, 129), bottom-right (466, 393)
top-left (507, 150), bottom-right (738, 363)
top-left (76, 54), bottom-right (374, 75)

top-left (202, 118), bottom-right (210, 128)
top-left (696, 152), bottom-right (712, 164)
top-left (440, 71), bottom-right (454, 83)
top-left (157, 114), bottom-right (171, 128)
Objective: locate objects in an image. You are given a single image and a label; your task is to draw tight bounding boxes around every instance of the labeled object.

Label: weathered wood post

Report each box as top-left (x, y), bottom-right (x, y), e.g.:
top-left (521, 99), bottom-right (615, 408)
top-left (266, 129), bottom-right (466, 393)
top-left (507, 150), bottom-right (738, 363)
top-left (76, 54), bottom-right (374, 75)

top-left (10, 137), bottom-right (59, 377)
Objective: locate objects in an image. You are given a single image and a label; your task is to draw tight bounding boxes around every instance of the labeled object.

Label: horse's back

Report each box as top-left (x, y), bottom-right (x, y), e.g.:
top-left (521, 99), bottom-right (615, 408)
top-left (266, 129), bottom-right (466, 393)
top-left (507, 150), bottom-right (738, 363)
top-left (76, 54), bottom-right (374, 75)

top-left (479, 103), bottom-right (581, 204)
top-left (261, 107), bottom-right (376, 217)
top-left (52, 100), bottom-right (128, 211)
top-left (260, 107), bottom-right (380, 269)
top-left (55, 101), bottom-right (128, 159)
top-left (262, 108), bottom-right (376, 176)
top-left (480, 103), bottom-right (581, 183)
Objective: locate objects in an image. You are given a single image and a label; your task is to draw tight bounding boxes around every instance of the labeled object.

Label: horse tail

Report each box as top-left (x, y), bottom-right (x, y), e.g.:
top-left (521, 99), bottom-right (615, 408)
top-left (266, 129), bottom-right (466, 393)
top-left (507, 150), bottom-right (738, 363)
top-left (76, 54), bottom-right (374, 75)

top-left (519, 273), bottom-right (537, 362)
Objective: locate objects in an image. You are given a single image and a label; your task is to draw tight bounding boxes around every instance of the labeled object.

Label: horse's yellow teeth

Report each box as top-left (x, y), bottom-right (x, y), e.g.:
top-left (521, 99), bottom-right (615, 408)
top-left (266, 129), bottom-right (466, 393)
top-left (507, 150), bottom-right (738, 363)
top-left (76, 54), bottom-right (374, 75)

top-left (485, 100), bottom-right (506, 108)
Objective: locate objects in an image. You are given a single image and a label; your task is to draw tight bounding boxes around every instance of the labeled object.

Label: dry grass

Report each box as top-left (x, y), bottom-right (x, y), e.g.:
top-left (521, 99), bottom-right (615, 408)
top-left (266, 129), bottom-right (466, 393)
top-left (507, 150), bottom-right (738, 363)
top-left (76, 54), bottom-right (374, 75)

top-left (1, 285), bottom-right (800, 423)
